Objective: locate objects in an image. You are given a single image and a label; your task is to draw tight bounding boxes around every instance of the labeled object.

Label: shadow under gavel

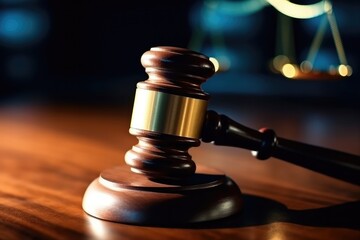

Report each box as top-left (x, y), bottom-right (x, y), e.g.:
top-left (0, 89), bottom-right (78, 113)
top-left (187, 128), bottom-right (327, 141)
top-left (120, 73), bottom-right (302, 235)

top-left (202, 110), bottom-right (360, 185)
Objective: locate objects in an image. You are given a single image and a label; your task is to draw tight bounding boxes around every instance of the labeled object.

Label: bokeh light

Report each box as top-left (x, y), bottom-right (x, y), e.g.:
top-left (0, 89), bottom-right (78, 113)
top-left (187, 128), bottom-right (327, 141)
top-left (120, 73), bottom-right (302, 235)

top-left (0, 8), bottom-right (49, 47)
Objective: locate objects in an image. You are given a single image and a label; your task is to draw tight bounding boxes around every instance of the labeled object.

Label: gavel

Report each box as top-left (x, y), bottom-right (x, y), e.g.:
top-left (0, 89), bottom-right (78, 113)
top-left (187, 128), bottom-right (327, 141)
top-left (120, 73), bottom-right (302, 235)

top-left (83, 46), bottom-right (360, 226)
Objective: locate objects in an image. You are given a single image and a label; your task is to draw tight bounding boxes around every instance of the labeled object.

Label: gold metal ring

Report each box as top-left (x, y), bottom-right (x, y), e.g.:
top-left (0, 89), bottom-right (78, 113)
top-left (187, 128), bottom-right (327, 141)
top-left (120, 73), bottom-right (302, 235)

top-left (130, 89), bottom-right (208, 138)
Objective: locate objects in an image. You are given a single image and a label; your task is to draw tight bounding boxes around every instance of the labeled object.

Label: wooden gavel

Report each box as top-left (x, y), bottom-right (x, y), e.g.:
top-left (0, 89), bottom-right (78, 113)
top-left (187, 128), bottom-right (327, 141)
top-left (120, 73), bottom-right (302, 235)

top-left (126, 46), bottom-right (360, 185)
top-left (83, 46), bottom-right (359, 226)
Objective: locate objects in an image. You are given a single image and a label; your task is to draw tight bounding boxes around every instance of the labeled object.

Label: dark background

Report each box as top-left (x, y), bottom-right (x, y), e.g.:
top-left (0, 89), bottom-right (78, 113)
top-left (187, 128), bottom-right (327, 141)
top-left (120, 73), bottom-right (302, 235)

top-left (0, 0), bottom-right (359, 107)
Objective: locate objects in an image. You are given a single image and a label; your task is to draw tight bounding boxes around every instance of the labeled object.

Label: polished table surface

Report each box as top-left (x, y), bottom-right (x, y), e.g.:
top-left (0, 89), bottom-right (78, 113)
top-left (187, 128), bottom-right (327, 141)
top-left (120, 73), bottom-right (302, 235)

top-left (0, 99), bottom-right (359, 240)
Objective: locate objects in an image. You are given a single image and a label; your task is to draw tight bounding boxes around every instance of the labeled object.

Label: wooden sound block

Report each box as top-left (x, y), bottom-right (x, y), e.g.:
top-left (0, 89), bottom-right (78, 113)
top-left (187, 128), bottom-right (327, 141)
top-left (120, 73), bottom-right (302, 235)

top-left (82, 164), bottom-right (242, 226)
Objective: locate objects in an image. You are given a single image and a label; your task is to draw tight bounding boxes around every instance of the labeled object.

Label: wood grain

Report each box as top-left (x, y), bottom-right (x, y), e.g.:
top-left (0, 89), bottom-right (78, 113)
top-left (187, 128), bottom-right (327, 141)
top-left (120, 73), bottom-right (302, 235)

top-left (0, 101), bottom-right (359, 240)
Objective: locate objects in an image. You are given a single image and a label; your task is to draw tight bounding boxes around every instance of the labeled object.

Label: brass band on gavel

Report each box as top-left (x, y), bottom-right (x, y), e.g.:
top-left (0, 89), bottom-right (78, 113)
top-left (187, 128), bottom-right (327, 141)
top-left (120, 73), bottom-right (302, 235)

top-left (130, 88), bottom-right (208, 139)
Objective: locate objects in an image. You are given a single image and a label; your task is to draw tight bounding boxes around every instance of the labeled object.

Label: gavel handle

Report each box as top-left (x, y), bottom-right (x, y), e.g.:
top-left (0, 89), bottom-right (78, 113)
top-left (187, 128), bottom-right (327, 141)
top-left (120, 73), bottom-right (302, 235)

top-left (202, 110), bottom-right (360, 185)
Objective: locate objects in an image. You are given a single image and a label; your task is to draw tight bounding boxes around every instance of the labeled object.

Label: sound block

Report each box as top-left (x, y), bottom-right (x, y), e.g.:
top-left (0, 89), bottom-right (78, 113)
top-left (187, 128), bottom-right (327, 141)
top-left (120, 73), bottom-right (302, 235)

top-left (82, 164), bottom-right (242, 226)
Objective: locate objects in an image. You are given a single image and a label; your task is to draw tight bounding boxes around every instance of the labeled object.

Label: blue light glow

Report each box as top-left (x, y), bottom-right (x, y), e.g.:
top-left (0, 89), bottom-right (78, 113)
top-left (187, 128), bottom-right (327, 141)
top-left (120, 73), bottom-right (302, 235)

top-left (0, 8), bottom-right (48, 47)
top-left (189, 1), bottom-right (263, 35)
top-left (302, 15), bottom-right (331, 36)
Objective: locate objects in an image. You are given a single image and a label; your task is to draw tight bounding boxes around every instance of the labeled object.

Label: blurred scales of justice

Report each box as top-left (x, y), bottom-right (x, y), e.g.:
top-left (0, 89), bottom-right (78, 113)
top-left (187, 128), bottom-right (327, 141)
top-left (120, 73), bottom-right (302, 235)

top-left (188, 0), bottom-right (353, 80)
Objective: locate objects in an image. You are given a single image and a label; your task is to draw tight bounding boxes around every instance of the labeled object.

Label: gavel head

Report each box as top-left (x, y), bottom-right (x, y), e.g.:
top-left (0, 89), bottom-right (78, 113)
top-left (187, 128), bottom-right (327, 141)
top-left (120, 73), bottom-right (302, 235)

top-left (125, 46), bottom-right (215, 179)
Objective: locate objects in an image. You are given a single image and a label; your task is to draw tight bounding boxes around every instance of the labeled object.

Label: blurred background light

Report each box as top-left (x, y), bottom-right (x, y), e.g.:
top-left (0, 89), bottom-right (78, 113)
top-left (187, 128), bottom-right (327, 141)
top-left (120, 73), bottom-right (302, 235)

top-left (189, 0), bottom-right (264, 36)
top-left (0, 8), bottom-right (49, 47)
top-left (300, 49), bottom-right (337, 72)
top-left (281, 63), bottom-right (298, 78)
top-left (0, 0), bottom-right (359, 104)
top-left (266, 0), bottom-right (331, 19)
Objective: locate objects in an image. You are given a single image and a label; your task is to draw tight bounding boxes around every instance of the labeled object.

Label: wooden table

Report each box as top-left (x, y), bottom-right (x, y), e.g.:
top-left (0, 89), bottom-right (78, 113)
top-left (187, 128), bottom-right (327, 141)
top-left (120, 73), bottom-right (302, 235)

top-left (0, 99), bottom-right (359, 239)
